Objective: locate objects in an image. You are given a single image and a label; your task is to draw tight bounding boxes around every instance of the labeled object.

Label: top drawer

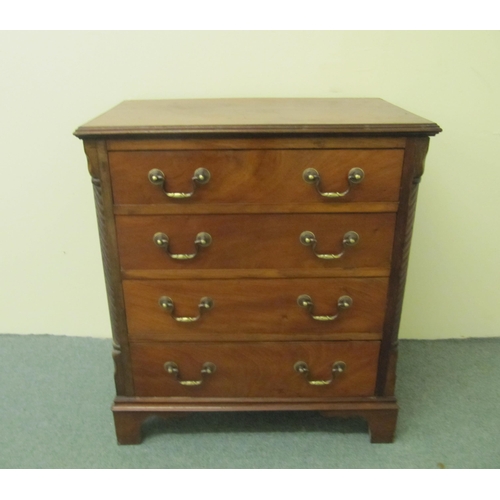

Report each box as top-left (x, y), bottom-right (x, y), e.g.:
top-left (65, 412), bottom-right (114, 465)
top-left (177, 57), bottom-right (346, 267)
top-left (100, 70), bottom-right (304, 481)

top-left (108, 149), bottom-right (404, 205)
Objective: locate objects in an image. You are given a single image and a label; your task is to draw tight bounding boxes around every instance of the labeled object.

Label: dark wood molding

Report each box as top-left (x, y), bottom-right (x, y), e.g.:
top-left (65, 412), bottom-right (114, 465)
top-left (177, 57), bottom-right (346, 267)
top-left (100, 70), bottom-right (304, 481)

top-left (114, 395), bottom-right (397, 405)
top-left (74, 98), bottom-right (442, 138)
top-left (113, 400), bottom-right (399, 444)
top-left (376, 137), bottom-right (430, 396)
top-left (113, 202), bottom-right (400, 216)
top-left (76, 124), bottom-right (442, 137)
top-left (121, 268), bottom-right (391, 281)
top-left (85, 140), bottom-right (134, 396)
top-left (106, 136), bottom-right (407, 151)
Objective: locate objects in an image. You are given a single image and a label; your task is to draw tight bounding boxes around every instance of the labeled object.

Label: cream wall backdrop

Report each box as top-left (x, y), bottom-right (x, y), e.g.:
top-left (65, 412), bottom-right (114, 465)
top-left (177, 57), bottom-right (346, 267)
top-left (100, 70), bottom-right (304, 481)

top-left (0, 31), bottom-right (498, 339)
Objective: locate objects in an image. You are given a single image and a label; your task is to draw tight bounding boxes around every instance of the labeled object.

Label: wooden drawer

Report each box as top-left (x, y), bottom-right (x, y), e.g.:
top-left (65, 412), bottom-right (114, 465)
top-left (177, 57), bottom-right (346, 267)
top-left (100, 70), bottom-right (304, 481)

top-left (116, 213), bottom-right (396, 274)
top-left (130, 341), bottom-right (380, 398)
top-left (108, 149), bottom-right (404, 205)
top-left (123, 278), bottom-right (388, 338)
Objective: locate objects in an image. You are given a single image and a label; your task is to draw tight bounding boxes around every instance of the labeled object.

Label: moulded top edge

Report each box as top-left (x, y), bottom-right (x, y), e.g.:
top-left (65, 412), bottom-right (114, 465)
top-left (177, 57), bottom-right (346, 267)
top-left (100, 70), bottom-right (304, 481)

top-left (74, 98), bottom-right (442, 138)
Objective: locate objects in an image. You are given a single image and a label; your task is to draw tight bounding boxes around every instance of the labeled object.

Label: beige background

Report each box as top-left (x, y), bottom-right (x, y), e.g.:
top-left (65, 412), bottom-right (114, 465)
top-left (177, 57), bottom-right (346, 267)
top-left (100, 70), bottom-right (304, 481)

top-left (0, 31), bottom-right (498, 339)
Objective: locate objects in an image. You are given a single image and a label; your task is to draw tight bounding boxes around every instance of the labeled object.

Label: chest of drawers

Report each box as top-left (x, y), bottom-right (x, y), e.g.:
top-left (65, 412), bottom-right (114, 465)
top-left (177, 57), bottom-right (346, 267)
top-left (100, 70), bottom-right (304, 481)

top-left (75, 98), bottom-right (441, 444)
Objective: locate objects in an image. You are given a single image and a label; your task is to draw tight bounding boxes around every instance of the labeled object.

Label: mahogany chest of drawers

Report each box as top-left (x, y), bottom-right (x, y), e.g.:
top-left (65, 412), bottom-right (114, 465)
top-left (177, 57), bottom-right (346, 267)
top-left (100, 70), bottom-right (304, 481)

top-left (75, 98), bottom-right (441, 444)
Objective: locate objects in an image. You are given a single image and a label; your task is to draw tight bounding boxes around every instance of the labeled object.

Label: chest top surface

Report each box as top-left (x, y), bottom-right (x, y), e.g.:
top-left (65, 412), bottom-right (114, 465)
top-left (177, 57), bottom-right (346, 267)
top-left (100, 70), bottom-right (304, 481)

top-left (74, 98), bottom-right (441, 137)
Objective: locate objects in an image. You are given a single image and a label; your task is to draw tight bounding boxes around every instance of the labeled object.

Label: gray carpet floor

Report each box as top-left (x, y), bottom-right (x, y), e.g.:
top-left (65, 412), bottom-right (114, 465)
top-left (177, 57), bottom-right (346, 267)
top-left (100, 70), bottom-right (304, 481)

top-left (0, 335), bottom-right (498, 468)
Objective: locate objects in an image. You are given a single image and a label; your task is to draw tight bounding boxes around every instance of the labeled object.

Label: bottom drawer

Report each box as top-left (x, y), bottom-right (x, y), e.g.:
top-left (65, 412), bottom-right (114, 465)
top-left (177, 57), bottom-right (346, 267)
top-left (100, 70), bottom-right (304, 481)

top-left (130, 341), bottom-right (380, 398)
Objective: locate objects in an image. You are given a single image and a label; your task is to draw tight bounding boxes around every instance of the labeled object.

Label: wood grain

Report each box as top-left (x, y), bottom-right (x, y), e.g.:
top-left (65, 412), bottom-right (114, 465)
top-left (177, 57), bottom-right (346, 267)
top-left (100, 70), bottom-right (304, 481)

top-left (108, 149), bottom-right (404, 205)
top-left (113, 202), bottom-right (399, 215)
top-left (114, 395), bottom-right (396, 405)
top-left (84, 140), bottom-right (134, 396)
top-left (115, 213), bottom-right (396, 272)
top-left (121, 268), bottom-right (390, 281)
top-left (376, 137), bottom-right (430, 396)
top-left (122, 278), bottom-right (389, 337)
top-left (106, 137), bottom-right (406, 151)
top-left (126, 331), bottom-right (381, 342)
top-left (112, 400), bottom-right (398, 444)
top-left (74, 98), bottom-right (442, 137)
top-left (129, 341), bottom-right (380, 398)
top-left (76, 98), bottom-right (441, 445)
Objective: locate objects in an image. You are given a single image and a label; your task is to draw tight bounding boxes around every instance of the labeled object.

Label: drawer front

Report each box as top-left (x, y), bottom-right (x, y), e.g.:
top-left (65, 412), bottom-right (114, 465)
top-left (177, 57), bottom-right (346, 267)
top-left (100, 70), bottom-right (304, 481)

top-left (109, 149), bottom-right (404, 205)
top-left (116, 213), bottom-right (396, 272)
top-left (123, 278), bottom-right (388, 337)
top-left (130, 341), bottom-right (380, 398)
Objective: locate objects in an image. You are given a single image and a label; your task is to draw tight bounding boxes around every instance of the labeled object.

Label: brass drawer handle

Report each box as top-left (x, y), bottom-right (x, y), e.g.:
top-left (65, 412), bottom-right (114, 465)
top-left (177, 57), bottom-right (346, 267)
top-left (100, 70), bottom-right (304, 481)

top-left (158, 296), bottom-right (214, 322)
top-left (303, 167), bottom-right (364, 198)
top-left (164, 361), bottom-right (216, 386)
top-left (153, 232), bottom-right (212, 260)
top-left (294, 361), bottom-right (346, 385)
top-left (297, 294), bottom-right (352, 321)
top-left (300, 230), bottom-right (359, 259)
top-left (148, 167), bottom-right (210, 199)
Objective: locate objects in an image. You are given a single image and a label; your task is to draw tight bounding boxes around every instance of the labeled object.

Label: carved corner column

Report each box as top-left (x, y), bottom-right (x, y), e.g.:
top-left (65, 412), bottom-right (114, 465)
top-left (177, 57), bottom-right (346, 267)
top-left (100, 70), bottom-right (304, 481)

top-left (376, 136), bottom-right (430, 396)
top-left (84, 140), bottom-right (134, 397)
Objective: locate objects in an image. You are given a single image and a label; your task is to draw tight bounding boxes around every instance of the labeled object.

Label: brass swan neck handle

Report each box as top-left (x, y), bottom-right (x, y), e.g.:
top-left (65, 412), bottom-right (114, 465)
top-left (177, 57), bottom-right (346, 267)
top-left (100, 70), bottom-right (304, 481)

top-left (154, 232), bottom-right (212, 260)
top-left (302, 167), bottom-right (364, 198)
top-left (300, 230), bottom-right (359, 260)
top-left (148, 167), bottom-right (211, 199)
top-left (297, 294), bottom-right (353, 321)
top-left (158, 296), bottom-right (214, 322)
top-left (294, 361), bottom-right (346, 385)
top-left (164, 361), bottom-right (216, 386)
